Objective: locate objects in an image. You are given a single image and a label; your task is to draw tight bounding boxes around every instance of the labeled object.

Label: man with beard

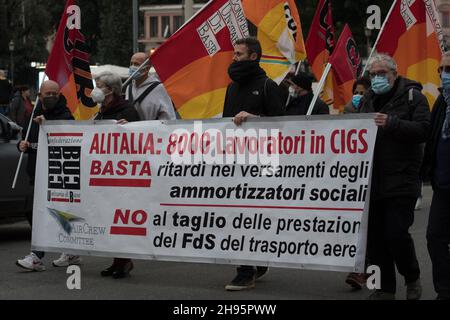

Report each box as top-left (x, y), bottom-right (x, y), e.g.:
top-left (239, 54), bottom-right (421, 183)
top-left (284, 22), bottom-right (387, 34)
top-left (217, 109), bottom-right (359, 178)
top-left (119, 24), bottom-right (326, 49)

top-left (223, 37), bottom-right (284, 291)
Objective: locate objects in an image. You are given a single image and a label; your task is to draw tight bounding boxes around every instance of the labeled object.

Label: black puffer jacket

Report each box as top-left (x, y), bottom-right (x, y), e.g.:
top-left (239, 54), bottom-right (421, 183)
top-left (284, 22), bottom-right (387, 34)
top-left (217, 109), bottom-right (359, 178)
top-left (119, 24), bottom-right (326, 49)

top-left (223, 62), bottom-right (284, 117)
top-left (19, 95), bottom-right (74, 182)
top-left (422, 93), bottom-right (447, 188)
top-left (359, 76), bottom-right (431, 200)
top-left (94, 96), bottom-right (140, 122)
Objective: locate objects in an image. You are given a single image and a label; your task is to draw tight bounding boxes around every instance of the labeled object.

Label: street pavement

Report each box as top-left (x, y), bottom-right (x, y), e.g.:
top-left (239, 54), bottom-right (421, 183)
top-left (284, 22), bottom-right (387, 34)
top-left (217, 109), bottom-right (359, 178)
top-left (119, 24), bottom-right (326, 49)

top-left (0, 186), bottom-right (436, 300)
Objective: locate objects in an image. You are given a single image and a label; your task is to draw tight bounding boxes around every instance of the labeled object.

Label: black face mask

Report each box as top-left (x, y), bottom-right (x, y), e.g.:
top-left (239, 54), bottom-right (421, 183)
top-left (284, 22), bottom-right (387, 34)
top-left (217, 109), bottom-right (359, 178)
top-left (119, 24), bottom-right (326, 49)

top-left (42, 96), bottom-right (59, 111)
top-left (227, 60), bottom-right (264, 83)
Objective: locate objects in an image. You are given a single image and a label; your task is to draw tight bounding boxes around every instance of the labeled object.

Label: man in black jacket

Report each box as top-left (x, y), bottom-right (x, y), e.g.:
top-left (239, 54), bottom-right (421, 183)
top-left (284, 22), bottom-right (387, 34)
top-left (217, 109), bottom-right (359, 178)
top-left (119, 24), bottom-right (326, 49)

top-left (285, 72), bottom-right (330, 115)
top-left (359, 54), bottom-right (430, 300)
top-left (223, 37), bottom-right (284, 291)
top-left (223, 37), bottom-right (284, 125)
top-left (423, 52), bottom-right (450, 300)
top-left (16, 80), bottom-right (82, 271)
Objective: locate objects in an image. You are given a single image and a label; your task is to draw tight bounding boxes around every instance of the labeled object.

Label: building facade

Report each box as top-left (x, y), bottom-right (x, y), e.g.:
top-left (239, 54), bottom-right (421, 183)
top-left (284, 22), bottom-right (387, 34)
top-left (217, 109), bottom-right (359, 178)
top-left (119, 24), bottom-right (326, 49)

top-left (139, 4), bottom-right (204, 52)
top-left (436, 0), bottom-right (450, 45)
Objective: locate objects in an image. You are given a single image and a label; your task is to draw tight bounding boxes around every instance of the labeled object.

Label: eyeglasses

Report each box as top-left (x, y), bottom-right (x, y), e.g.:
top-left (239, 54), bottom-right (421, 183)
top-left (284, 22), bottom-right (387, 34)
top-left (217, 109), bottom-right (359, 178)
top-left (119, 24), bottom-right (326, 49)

top-left (368, 70), bottom-right (389, 78)
top-left (438, 65), bottom-right (450, 74)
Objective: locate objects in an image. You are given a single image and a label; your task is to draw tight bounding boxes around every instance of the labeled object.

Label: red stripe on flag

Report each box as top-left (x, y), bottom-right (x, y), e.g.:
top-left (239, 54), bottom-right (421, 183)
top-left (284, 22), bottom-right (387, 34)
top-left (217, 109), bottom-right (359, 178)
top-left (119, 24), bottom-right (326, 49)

top-left (110, 227), bottom-right (147, 236)
top-left (89, 178), bottom-right (152, 188)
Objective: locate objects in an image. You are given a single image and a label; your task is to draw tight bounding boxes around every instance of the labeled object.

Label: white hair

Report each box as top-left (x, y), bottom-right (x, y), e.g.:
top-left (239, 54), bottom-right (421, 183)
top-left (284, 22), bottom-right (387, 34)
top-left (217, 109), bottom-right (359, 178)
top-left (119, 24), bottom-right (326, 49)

top-left (367, 53), bottom-right (398, 72)
top-left (95, 72), bottom-right (122, 97)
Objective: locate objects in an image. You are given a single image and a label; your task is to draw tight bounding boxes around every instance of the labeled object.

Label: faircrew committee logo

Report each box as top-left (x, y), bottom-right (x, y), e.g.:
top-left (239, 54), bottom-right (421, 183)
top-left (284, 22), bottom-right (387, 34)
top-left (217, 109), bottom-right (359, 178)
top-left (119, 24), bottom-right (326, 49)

top-left (47, 208), bottom-right (85, 235)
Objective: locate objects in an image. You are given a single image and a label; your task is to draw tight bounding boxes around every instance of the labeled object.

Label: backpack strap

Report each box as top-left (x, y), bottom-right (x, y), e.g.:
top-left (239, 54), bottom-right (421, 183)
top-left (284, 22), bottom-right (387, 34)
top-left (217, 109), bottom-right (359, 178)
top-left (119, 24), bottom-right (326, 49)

top-left (131, 82), bottom-right (161, 106)
top-left (127, 84), bottom-right (134, 105)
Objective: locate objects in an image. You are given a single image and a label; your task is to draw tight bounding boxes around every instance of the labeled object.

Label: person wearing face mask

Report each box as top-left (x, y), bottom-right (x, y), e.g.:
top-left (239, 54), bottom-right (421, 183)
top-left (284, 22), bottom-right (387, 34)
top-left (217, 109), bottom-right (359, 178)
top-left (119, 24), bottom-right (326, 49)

top-left (125, 52), bottom-right (176, 120)
top-left (344, 78), bottom-right (371, 114)
top-left (223, 37), bottom-right (284, 126)
top-left (92, 72), bottom-right (140, 279)
top-left (285, 72), bottom-right (329, 115)
top-left (15, 80), bottom-right (83, 271)
top-left (358, 54), bottom-right (431, 300)
top-left (222, 37), bottom-right (284, 291)
top-left (422, 52), bottom-right (450, 300)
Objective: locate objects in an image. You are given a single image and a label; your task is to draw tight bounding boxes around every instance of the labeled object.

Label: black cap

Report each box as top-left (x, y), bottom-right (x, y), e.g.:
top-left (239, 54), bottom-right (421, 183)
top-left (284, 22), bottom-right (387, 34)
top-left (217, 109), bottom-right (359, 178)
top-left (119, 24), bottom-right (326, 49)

top-left (291, 72), bottom-right (313, 91)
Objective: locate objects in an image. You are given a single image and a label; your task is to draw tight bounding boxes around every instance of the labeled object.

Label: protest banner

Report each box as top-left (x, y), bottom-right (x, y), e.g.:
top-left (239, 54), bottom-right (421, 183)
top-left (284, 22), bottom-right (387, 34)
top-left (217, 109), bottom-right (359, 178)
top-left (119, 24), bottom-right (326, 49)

top-left (32, 116), bottom-right (377, 272)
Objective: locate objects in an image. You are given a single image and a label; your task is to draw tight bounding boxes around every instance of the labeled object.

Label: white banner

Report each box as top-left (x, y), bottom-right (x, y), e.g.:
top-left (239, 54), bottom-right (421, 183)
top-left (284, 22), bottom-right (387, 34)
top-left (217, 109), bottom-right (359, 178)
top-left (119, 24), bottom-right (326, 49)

top-left (32, 115), bottom-right (377, 272)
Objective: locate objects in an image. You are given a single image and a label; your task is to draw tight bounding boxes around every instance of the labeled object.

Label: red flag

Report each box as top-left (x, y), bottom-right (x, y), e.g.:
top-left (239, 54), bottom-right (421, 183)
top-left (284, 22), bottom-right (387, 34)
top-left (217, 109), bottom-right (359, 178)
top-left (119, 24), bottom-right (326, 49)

top-left (306, 0), bottom-right (335, 79)
top-left (305, 0), bottom-right (335, 106)
top-left (375, 0), bottom-right (444, 106)
top-left (45, 0), bottom-right (97, 120)
top-left (328, 24), bottom-right (362, 111)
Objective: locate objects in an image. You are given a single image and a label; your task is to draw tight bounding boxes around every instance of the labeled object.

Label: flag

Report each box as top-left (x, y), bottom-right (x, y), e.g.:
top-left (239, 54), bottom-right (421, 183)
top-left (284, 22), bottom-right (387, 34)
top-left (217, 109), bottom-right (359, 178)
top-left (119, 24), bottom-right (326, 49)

top-left (305, 0), bottom-right (335, 106)
top-left (151, 0), bottom-right (249, 119)
top-left (328, 24), bottom-right (362, 111)
top-left (242, 0), bottom-right (307, 83)
top-left (45, 0), bottom-right (97, 120)
top-left (375, 0), bottom-right (445, 106)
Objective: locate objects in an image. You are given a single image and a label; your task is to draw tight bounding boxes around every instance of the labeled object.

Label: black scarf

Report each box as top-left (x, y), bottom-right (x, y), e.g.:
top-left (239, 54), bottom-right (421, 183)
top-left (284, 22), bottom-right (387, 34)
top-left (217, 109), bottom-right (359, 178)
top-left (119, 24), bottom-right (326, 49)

top-left (228, 60), bottom-right (266, 83)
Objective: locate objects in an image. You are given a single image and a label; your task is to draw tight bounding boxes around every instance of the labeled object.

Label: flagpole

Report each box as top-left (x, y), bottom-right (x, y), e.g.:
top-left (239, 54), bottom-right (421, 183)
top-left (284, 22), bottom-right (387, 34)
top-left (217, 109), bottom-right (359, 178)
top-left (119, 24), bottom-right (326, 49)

top-left (122, 58), bottom-right (150, 90)
top-left (361, 0), bottom-right (398, 76)
top-left (11, 75), bottom-right (47, 189)
top-left (307, 63), bottom-right (332, 116)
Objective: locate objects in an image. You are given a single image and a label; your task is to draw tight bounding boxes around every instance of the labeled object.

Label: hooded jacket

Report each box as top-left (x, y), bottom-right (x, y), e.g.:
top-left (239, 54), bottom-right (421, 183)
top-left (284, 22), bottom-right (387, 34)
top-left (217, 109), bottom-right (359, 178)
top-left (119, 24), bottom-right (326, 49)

top-left (19, 95), bottom-right (74, 183)
top-left (359, 76), bottom-right (431, 199)
top-left (223, 61), bottom-right (284, 117)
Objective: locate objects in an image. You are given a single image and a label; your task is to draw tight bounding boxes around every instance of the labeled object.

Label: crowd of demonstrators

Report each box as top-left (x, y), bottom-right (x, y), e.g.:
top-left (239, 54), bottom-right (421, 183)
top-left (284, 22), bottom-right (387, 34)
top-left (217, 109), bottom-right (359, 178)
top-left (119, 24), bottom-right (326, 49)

top-left (223, 37), bottom-right (284, 291)
top-left (0, 70), bottom-right (12, 115)
top-left (422, 52), bottom-right (450, 301)
top-left (92, 72), bottom-right (140, 279)
top-left (359, 54), bottom-right (430, 300)
top-left (125, 52), bottom-right (177, 121)
top-left (15, 80), bottom-right (82, 271)
top-left (10, 36), bottom-right (450, 301)
top-left (9, 85), bottom-right (33, 128)
top-left (285, 72), bottom-right (329, 115)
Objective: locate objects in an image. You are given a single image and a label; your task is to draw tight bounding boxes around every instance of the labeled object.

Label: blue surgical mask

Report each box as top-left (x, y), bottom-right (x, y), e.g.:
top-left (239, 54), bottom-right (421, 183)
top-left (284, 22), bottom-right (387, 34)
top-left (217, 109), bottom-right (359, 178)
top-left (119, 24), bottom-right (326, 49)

top-left (441, 71), bottom-right (450, 89)
top-left (371, 75), bottom-right (392, 95)
top-left (352, 94), bottom-right (362, 108)
top-left (129, 66), bottom-right (143, 80)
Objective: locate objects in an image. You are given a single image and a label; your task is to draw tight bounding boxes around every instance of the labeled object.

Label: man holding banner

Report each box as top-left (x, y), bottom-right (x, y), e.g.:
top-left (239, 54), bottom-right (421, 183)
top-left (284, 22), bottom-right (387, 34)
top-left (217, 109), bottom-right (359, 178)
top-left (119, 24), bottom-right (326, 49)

top-left (15, 80), bottom-right (82, 271)
top-left (223, 37), bottom-right (284, 291)
top-left (126, 52), bottom-right (176, 121)
top-left (359, 54), bottom-right (430, 300)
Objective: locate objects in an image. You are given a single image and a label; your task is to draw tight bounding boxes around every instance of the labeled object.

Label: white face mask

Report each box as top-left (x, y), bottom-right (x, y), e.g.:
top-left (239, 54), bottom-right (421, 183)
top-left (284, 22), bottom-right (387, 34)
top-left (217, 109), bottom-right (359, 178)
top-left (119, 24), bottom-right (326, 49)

top-left (91, 87), bottom-right (109, 104)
